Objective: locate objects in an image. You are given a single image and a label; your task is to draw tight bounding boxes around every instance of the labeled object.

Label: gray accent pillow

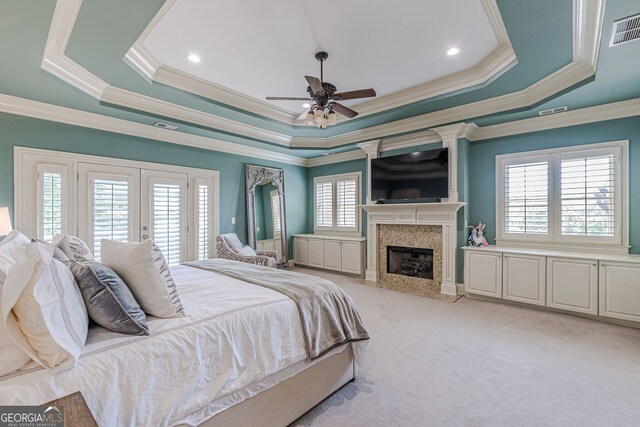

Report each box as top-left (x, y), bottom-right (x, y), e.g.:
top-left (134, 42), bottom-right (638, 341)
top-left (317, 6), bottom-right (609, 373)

top-left (53, 235), bottom-right (95, 264)
top-left (70, 261), bottom-right (149, 336)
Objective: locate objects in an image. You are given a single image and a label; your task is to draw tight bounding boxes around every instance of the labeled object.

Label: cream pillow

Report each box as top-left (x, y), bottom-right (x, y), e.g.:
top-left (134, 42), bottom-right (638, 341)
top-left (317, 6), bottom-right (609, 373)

top-left (101, 239), bottom-right (184, 318)
top-left (1, 242), bottom-right (88, 370)
top-left (0, 230), bottom-right (31, 275)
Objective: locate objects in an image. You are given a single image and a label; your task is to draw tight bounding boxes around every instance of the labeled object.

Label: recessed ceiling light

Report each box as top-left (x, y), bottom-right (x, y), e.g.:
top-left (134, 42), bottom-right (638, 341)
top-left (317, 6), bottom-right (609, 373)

top-left (446, 47), bottom-right (460, 56)
top-left (302, 103), bottom-right (311, 108)
top-left (187, 53), bottom-right (201, 63)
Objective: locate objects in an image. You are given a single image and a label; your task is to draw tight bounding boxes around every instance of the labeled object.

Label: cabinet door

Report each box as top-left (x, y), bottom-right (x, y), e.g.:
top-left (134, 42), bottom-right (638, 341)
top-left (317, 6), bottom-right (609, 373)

top-left (341, 241), bottom-right (363, 275)
top-left (503, 254), bottom-right (546, 306)
top-left (308, 238), bottom-right (325, 268)
top-left (324, 240), bottom-right (342, 271)
top-left (599, 262), bottom-right (640, 322)
top-left (465, 251), bottom-right (502, 297)
top-left (547, 257), bottom-right (598, 314)
top-left (293, 238), bottom-right (308, 265)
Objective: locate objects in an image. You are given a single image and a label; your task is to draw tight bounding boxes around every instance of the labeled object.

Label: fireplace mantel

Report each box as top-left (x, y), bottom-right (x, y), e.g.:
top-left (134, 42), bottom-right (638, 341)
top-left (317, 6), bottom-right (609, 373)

top-left (359, 202), bottom-right (465, 296)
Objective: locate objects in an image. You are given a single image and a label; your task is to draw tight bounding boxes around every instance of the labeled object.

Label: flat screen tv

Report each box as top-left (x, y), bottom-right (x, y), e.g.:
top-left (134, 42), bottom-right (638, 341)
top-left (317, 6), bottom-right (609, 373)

top-left (371, 148), bottom-right (448, 202)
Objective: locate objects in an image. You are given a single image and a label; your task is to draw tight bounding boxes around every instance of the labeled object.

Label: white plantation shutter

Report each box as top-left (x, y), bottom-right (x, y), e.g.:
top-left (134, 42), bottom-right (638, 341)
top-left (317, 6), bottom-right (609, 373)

top-left (560, 150), bottom-right (617, 237)
top-left (152, 182), bottom-right (182, 266)
top-left (271, 190), bottom-right (281, 234)
top-left (197, 183), bottom-right (209, 260)
top-left (315, 181), bottom-right (333, 228)
top-left (39, 170), bottom-right (63, 242)
top-left (504, 160), bottom-right (549, 235)
top-left (336, 178), bottom-right (357, 228)
top-left (92, 179), bottom-right (130, 259)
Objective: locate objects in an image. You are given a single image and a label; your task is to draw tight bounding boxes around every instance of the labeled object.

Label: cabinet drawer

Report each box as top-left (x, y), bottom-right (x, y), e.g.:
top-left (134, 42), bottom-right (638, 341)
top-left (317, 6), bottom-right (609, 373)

top-left (324, 240), bottom-right (342, 271)
top-left (599, 262), bottom-right (640, 322)
top-left (547, 257), bottom-right (598, 314)
top-left (465, 251), bottom-right (502, 298)
top-left (293, 238), bottom-right (308, 265)
top-left (307, 238), bottom-right (324, 268)
top-left (503, 254), bottom-right (546, 306)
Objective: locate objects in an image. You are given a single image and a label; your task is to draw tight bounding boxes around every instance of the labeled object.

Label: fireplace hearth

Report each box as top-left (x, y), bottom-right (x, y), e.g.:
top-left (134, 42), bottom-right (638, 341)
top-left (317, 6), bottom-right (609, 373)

top-left (386, 246), bottom-right (434, 279)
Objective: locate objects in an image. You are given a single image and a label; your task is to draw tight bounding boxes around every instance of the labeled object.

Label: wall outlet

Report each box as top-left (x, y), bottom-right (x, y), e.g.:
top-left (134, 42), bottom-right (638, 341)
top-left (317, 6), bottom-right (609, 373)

top-left (256, 226), bottom-right (260, 232)
top-left (231, 217), bottom-right (235, 225)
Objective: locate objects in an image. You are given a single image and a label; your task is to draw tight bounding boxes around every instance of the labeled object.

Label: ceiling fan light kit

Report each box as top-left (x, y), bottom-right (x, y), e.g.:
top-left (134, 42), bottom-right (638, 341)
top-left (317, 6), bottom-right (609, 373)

top-left (266, 51), bottom-right (376, 128)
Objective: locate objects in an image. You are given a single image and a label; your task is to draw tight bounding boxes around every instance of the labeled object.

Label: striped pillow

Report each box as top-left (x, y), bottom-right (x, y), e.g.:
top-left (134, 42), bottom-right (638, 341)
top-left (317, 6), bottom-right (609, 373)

top-left (1, 242), bottom-right (88, 370)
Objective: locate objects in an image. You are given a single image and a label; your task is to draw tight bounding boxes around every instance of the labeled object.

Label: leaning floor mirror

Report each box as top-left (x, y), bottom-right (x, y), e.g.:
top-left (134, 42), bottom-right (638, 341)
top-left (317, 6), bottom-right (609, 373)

top-left (245, 165), bottom-right (287, 266)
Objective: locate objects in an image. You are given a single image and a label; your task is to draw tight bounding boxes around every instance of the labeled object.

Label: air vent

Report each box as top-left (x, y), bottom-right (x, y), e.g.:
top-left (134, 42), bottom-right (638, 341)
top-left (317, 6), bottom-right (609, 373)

top-left (153, 122), bottom-right (177, 130)
top-left (610, 14), bottom-right (640, 47)
top-left (538, 106), bottom-right (568, 116)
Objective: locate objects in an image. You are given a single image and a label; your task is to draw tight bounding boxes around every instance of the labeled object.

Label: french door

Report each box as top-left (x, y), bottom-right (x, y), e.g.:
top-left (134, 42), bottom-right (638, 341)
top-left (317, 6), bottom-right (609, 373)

top-left (141, 170), bottom-right (188, 266)
top-left (79, 164), bottom-right (188, 265)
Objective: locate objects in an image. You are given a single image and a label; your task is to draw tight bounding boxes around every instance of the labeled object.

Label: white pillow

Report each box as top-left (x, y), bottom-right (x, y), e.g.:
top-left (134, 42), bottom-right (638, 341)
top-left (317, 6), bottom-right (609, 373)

top-left (0, 230), bottom-right (32, 376)
top-left (238, 246), bottom-right (257, 257)
top-left (52, 234), bottom-right (95, 264)
top-left (1, 242), bottom-right (88, 370)
top-left (101, 239), bottom-right (184, 318)
top-left (0, 230), bottom-right (31, 277)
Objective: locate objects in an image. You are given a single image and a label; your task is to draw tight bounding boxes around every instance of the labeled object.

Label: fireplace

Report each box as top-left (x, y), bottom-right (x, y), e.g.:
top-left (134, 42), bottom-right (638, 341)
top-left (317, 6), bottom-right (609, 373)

top-left (387, 246), bottom-right (434, 279)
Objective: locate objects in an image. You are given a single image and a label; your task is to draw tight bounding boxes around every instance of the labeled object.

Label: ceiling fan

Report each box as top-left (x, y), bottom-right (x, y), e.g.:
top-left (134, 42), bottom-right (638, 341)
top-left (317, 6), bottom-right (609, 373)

top-left (266, 51), bottom-right (376, 128)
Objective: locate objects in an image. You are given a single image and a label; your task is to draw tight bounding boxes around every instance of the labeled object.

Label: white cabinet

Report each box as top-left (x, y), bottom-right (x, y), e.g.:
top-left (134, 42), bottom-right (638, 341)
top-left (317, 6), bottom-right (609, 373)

top-left (341, 241), bottom-right (364, 275)
top-left (324, 240), bottom-right (342, 271)
top-left (465, 251), bottom-right (502, 298)
top-left (294, 237), bottom-right (308, 265)
top-left (293, 235), bottom-right (365, 275)
top-left (503, 254), bottom-right (546, 306)
top-left (599, 262), bottom-right (640, 322)
top-left (547, 257), bottom-right (598, 315)
top-left (308, 238), bottom-right (324, 268)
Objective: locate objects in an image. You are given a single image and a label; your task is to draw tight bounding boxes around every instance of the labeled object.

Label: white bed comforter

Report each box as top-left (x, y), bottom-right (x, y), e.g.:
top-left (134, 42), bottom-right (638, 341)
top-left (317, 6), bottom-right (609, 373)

top-left (0, 265), bottom-right (316, 426)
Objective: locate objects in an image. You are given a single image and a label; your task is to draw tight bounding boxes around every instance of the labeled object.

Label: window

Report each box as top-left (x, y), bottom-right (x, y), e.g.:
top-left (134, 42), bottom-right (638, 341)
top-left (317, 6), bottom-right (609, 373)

top-left (497, 141), bottom-right (627, 249)
top-left (314, 172), bottom-right (361, 233)
top-left (92, 178), bottom-right (130, 259)
top-left (37, 165), bottom-right (67, 242)
top-left (196, 182), bottom-right (210, 260)
top-left (270, 190), bottom-right (281, 235)
top-left (152, 182), bottom-right (183, 266)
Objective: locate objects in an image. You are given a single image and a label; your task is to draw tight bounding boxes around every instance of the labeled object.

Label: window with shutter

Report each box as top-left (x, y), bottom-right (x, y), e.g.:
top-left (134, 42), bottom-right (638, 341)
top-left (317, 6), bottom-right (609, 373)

top-left (92, 179), bottom-right (130, 259)
top-left (197, 183), bottom-right (209, 260)
top-left (39, 167), bottom-right (64, 242)
top-left (153, 182), bottom-right (182, 266)
top-left (271, 190), bottom-right (281, 234)
top-left (504, 161), bottom-right (549, 235)
top-left (313, 173), bottom-right (361, 232)
top-left (497, 141), bottom-right (626, 248)
top-left (560, 151), bottom-right (617, 237)
top-left (337, 178), bottom-right (357, 228)
top-left (315, 181), bottom-right (333, 228)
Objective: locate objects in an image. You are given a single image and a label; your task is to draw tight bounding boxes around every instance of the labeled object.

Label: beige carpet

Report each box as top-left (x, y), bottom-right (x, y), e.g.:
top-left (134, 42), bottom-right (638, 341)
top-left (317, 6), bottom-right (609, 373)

top-left (290, 267), bottom-right (640, 427)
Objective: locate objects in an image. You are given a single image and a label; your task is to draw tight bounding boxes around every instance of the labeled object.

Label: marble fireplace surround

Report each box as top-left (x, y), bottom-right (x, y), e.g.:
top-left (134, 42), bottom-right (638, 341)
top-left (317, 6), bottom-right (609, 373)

top-left (360, 202), bottom-right (465, 297)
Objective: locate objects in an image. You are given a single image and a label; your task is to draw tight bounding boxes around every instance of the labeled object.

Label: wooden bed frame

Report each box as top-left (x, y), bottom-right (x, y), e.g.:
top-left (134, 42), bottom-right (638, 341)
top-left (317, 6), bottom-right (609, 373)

top-left (201, 344), bottom-right (356, 426)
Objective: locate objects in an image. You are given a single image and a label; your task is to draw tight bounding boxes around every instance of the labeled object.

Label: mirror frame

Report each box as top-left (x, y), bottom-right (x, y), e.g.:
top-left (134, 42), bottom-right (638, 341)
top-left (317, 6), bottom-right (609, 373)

top-left (245, 164), bottom-right (288, 266)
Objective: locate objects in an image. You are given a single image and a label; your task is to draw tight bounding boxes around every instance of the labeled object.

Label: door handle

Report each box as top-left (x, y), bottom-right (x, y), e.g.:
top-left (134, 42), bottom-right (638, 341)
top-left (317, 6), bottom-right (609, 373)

top-left (142, 235), bottom-right (149, 240)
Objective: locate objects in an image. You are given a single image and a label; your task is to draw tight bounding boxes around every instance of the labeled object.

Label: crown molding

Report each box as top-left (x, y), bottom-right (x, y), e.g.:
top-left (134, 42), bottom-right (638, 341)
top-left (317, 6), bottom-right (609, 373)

top-left (124, 0), bottom-right (516, 126)
top-left (306, 150), bottom-right (366, 167)
top-left (468, 97), bottom-right (640, 141)
top-left (0, 93), bottom-right (306, 166)
top-left (41, 0), bottom-right (605, 151)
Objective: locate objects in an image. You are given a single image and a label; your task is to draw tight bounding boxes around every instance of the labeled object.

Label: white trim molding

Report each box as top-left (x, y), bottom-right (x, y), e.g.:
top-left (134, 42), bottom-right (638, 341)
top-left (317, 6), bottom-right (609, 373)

top-left (124, 0), bottom-right (516, 126)
top-left (357, 140), bottom-right (381, 204)
top-left (41, 0), bottom-right (605, 150)
top-left (0, 93), bottom-right (307, 166)
top-left (430, 124), bottom-right (468, 202)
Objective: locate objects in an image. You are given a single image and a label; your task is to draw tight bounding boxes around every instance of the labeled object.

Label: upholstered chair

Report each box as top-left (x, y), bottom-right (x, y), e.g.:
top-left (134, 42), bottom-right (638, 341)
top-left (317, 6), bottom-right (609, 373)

top-left (216, 233), bottom-right (278, 268)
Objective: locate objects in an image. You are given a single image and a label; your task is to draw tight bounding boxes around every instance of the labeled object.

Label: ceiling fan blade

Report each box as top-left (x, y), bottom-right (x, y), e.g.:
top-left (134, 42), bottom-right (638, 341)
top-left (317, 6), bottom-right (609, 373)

top-left (331, 102), bottom-right (359, 118)
top-left (305, 76), bottom-right (325, 96)
top-left (296, 108), bottom-right (311, 121)
top-left (266, 96), bottom-right (312, 101)
top-left (333, 88), bottom-right (376, 101)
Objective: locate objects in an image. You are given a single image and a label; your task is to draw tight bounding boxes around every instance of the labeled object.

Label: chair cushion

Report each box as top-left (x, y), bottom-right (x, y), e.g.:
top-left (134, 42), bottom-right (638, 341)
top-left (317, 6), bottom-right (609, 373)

top-left (238, 246), bottom-right (257, 257)
top-left (222, 233), bottom-right (245, 252)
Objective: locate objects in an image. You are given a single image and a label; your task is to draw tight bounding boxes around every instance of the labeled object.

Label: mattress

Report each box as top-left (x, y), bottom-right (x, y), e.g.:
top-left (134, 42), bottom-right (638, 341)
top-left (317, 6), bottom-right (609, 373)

top-left (0, 265), bottom-right (347, 426)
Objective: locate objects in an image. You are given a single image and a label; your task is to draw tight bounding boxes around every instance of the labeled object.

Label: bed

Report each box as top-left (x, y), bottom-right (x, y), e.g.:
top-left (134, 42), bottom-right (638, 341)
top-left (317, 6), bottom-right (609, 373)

top-left (0, 263), bottom-right (369, 426)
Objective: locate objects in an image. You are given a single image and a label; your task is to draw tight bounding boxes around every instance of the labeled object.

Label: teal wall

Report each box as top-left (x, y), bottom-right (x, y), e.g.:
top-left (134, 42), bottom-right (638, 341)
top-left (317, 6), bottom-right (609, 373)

top-left (468, 117), bottom-right (640, 254)
top-left (0, 113), bottom-right (307, 258)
